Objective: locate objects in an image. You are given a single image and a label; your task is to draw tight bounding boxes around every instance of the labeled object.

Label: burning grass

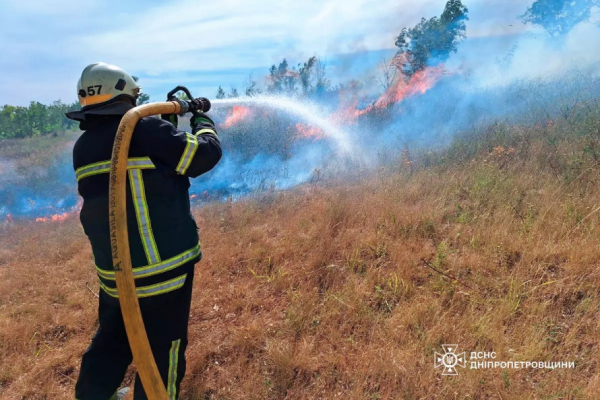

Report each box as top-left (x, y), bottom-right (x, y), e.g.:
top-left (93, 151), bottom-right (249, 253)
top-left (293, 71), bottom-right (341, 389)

top-left (220, 106), bottom-right (253, 129)
top-left (1, 119), bottom-right (600, 399)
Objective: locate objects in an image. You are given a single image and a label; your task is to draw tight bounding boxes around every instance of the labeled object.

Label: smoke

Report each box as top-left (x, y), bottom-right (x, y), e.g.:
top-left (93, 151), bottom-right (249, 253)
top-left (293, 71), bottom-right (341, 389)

top-left (2, 3), bottom-right (600, 222)
top-left (454, 22), bottom-right (600, 87)
top-left (0, 146), bottom-right (79, 221)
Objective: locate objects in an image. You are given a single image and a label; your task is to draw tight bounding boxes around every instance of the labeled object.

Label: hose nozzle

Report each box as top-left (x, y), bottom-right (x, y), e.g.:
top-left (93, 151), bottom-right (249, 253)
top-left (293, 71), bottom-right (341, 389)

top-left (190, 97), bottom-right (211, 113)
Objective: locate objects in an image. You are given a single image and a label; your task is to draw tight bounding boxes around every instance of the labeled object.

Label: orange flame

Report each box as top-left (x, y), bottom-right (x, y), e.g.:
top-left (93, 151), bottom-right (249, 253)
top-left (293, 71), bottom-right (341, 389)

top-left (330, 95), bottom-right (361, 125)
top-left (295, 123), bottom-right (325, 141)
top-left (35, 212), bottom-right (69, 223)
top-left (329, 81), bottom-right (365, 125)
top-left (340, 64), bottom-right (445, 121)
top-left (220, 105), bottom-right (252, 129)
top-left (375, 65), bottom-right (445, 109)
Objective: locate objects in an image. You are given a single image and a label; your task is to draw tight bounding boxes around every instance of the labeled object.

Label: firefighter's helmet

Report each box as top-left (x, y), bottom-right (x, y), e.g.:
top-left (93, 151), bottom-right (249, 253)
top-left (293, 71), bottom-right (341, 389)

top-left (76, 62), bottom-right (140, 108)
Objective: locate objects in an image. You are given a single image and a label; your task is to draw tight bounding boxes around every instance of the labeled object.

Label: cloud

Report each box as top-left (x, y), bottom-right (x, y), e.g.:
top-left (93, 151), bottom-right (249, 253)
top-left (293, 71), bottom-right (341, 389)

top-left (1, 0), bottom-right (431, 104)
top-left (75, 0), bottom-right (418, 71)
top-left (0, 0), bottom-right (596, 106)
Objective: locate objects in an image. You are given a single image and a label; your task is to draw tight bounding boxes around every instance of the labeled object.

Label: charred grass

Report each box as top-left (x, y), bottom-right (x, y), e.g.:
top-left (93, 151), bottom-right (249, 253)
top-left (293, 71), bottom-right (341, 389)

top-left (1, 117), bottom-right (600, 399)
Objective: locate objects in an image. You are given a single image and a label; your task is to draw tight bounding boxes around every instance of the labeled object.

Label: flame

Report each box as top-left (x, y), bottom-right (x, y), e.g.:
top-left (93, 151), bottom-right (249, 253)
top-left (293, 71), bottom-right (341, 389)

top-left (35, 212), bottom-right (69, 223)
top-left (295, 123), bottom-right (325, 141)
top-left (376, 65), bottom-right (445, 108)
top-left (339, 64), bottom-right (445, 121)
top-left (330, 96), bottom-right (361, 125)
top-left (328, 81), bottom-right (365, 125)
top-left (190, 191), bottom-right (210, 201)
top-left (220, 105), bottom-right (252, 129)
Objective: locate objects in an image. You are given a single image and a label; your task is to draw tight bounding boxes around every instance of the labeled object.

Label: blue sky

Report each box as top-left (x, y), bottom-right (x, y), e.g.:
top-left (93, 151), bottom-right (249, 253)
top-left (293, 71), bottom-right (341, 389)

top-left (0, 0), bottom-right (596, 106)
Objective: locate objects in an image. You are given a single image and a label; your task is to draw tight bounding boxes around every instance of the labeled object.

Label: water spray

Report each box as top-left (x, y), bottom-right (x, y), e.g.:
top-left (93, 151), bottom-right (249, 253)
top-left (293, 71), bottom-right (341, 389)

top-left (212, 95), bottom-right (353, 153)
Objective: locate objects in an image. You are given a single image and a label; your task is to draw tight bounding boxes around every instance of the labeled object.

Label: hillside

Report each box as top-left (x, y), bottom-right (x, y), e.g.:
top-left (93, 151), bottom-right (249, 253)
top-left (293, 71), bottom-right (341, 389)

top-left (1, 115), bottom-right (600, 399)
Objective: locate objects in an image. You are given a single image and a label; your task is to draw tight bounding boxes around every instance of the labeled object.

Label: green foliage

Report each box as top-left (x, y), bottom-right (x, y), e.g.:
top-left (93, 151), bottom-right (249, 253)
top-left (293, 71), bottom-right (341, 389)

top-left (267, 59), bottom-right (289, 94)
top-left (216, 86), bottom-right (226, 99)
top-left (266, 56), bottom-right (328, 97)
top-left (228, 87), bottom-right (239, 98)
top-left (298, 56), bottom-right (317, 95)
top-left (131, 75), bottom-right (150, 104)
top-left (267, 58), bottom-right (299, 95)
top-left (395, 0), bottom-right (468, 76)
top-left (137, 93), bottom-right (150, 105)
top-left (176, 92), bottom-right (190, 100)
top-left (244, 74), bottom-right (262, 97)
top-left (314, 59), bottom-right (331, 95)
top-left (0, 101), bottom-right (79, 139)
top-left (0, 75), bottom-right (157, 140)
top-left (521, 0), bottom-right (598, 37)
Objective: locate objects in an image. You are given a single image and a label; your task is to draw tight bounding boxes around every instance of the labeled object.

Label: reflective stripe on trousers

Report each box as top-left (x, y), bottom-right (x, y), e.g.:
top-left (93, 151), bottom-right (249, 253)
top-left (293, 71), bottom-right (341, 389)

top-left (96, 244), bottom-right (201, 281)
top-left (167, 339), bottom-right (181, 399)
top-left (98, 274), bottom-right (188, 299)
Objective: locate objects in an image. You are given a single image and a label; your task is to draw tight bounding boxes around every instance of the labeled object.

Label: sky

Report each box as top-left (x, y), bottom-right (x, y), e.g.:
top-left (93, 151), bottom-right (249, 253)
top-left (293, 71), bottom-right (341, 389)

top-left (0, 0), bottom-right (594, 106)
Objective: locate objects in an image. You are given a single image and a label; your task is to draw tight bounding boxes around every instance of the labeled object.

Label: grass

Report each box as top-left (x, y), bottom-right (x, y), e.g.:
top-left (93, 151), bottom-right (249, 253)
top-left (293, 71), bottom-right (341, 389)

top-left (0, 131), bottom-right (79, 194)
top-left (0, 130), bottom-right (78, 162)
top-left (1, 113), bottom-right (600, 399)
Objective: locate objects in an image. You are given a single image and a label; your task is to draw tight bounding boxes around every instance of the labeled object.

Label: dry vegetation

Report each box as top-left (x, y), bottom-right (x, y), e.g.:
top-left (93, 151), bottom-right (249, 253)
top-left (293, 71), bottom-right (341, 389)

top-left (0, 131), bottom-right (78, 191)
top-left (1, 116), bottom-right (600, 399)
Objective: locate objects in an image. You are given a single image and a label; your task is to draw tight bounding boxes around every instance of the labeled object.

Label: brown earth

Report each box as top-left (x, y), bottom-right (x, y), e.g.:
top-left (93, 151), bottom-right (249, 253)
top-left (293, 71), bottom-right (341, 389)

top-left (1, 121), bottom-right (600, 399)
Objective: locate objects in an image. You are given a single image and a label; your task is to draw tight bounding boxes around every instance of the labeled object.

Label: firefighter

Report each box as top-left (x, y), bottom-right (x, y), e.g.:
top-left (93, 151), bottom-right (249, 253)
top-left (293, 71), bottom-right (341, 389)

top-left (66, 62), bottom-right (222, 400)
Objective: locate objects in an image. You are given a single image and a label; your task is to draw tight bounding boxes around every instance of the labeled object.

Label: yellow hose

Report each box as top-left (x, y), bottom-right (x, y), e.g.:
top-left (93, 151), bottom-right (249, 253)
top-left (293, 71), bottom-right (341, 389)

top-left (108, 101), bottom-right (182, 400)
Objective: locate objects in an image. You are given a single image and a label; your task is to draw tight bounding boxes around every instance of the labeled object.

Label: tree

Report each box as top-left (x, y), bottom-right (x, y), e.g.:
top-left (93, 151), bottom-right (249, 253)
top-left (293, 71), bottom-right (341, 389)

top-left (377, 57), bottom-right (398, 91)
top-left (244, 73), bottom-right (262, 97)
top-left (314, 59), bottom-right (331, 95)
top-left (265, 57), bottom-right (330, 96)
top-left (521, 0), bottom-right (597, 37)
top-left (214, 56), bottom-right (331, 100)
top-left (395, 0), bottom-right (468, 77)
top-left (227, 87), bottom-right (239, 98)
top-left (282, 66), bottom-right (298, 95)
top-left (267, 59), bottom-right (299, 95)
top-left (0, 100), bottom-right (79, 139)
top-left (267, 59), bottom-right (288, 94)
top-left (298, 56), bottom-right (317, 95)
top-left (216, 86), bottom-right (226, 99)
top-left (137, 93), bottom-right (150, 104)
top-left (131, 76), bottom-right (150, 104)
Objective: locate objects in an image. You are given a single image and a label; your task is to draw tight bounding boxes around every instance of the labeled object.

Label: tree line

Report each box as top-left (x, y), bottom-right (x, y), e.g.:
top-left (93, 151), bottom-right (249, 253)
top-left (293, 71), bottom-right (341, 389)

top-left (213, 0), bottom-right (596, 100)
top-left (0, 76), bottom-right (148, 140)
top-left (215, 0), bottom-right (469, 99)
top-left (0, 101), bottom-right (80, 139)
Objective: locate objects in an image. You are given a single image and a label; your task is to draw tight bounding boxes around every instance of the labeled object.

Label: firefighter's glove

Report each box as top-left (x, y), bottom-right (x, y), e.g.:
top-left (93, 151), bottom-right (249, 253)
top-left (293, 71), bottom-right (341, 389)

top-left (191, 111), bottom-right (215, 132)
top-left (161, 113), bottom-right (178, 128)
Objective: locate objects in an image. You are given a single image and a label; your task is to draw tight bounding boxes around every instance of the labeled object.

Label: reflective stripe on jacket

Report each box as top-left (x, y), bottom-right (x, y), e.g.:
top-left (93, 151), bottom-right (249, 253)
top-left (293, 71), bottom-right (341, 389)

top-left (73, 113), bottom-right (221, 301)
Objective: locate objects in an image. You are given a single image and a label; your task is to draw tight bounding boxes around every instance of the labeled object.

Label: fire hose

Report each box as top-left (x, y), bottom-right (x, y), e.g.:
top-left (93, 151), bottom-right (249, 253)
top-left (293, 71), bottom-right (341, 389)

top-left (108, 87), bottom-right (210, 400)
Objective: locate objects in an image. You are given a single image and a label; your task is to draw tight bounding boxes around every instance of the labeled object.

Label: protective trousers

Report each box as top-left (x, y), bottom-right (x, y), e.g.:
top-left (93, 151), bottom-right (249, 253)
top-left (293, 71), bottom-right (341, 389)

top-left (75, 266), bottom-right (195, 400)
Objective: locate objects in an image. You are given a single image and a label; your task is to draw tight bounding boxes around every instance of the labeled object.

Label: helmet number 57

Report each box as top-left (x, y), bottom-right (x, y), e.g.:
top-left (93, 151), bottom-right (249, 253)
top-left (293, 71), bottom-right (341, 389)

top-left (87, 85), bottom-right (103, 96)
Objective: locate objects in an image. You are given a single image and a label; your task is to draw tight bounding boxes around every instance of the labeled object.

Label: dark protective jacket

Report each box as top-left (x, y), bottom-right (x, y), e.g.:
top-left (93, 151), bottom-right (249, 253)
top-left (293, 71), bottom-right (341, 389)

top-left (72, 111), bottom-right (221, 302)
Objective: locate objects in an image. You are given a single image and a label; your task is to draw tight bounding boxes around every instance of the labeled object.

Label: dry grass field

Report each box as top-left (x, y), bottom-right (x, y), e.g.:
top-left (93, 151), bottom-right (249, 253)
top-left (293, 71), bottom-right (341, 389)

top-left (1, 117), bottom-right (600, 399)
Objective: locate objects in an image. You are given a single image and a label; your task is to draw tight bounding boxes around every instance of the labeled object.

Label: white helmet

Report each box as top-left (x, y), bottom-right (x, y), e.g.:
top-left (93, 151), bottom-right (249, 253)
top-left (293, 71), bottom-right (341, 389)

top-left (77, 62), bottom-right (140, 108)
